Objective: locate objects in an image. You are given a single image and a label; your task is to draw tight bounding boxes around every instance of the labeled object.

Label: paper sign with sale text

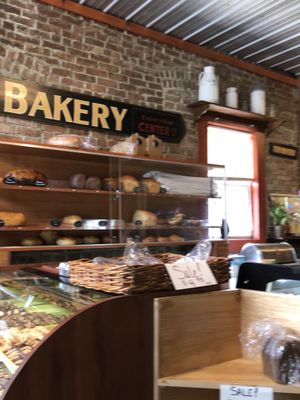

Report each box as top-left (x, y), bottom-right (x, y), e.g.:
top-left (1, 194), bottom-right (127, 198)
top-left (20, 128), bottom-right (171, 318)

top-left (165, 258), bottom-right (217, 290)
top-left (220, 385), bottom-right (273, 400)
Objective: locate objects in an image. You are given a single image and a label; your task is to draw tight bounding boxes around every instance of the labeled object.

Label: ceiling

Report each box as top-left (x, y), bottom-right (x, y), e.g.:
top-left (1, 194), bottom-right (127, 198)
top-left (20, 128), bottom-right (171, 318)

top-left (72, 0), bottom-right (300, 78)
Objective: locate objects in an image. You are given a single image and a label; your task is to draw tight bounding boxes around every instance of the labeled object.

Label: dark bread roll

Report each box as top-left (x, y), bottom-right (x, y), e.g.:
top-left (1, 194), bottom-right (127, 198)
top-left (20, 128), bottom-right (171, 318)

top-left (102, 178), bottom-right (119, 191)
top-left (85, 176), bottom-right (101, 190)
top-left (263, 335), bottom-right (300, 384)
top-left (4, 169), bottom-right (48, 186)
top-left (70, 174), bottom-right (87, 189)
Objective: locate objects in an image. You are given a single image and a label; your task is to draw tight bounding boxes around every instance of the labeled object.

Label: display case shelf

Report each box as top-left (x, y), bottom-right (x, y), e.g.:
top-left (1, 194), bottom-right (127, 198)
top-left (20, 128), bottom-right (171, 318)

top-left (158, 358), bottom-right (299, 394)
top-left (0, 183), bottom-right (219, 200)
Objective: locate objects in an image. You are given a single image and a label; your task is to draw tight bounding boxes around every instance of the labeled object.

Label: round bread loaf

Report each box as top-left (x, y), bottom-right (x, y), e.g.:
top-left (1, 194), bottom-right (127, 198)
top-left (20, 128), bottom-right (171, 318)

top-left (120, 175), bottom-right (140, 193)
top-left (46, 135), bottom-right (82, 148)
top-left (157, 236), bottom-right (169, 243)
top-left (85, 176), bottom-right (101, 190)
top-left (102, 178), bottom-right (119, 191)
top-left (142, 236), bottom-right (157, 243)
top-left (0, 212), bottom-right (26, 227)
top-left (83, 235), bottom-right (100, 244)
top-left (168, 234), bottom-right (184, 242)
top-left (140, 178), bottom-right (160, 194)
top-left (56, 237), bottom-right (77, 246)
top-left (21, 237), bottom-right (43, 246)
top-left (132, 210), bottom-right (157, 226)
top-left (62, 215), bottom-right (82, 225)
top-left (40, 231), bottom-right (58, 245)
top-left (69, 174), bottom-right (87, 189)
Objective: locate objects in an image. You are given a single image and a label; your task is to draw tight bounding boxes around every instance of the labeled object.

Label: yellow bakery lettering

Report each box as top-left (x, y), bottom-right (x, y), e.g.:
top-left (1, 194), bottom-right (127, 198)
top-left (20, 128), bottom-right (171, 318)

top-left (91, 103), bottom-right (110, 128)
top-left (74, 99), bottom-right (90, 125)
top-left (4, 81), bottom-right (28, 114)
top-left (53, 95), bottom-right (73, 122)
top-left (110, 106), bottom-right (128, 131)
top-left (28, 91), bottom-right (53, 119)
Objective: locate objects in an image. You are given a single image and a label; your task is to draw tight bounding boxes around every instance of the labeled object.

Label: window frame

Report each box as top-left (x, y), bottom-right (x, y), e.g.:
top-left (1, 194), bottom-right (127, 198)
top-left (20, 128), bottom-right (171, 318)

top-left (198, 117), bottom-right (266, 253)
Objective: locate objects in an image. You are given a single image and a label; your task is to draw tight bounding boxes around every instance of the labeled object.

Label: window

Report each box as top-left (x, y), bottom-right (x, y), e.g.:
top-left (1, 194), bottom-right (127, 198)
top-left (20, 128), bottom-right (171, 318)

top-left (198, 118), bottom-right (265, 251)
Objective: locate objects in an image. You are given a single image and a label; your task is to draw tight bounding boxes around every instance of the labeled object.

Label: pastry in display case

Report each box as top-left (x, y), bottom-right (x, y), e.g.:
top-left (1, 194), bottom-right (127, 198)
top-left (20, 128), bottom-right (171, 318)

top-left (0, 269), bottom-right (110, 396)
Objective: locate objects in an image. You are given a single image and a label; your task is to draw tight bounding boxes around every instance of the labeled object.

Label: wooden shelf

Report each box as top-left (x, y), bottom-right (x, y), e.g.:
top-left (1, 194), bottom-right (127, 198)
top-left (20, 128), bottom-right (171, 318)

top-left (159, 357), bottom-right (300, 394)
top-left (0, 138), bottom-right (218, 169)
top-left (0, 223), bottom-right (218, 231)
top-left (0, 183), bottom-right (218, 200)
top-left (0, 240), bottom-right (198, 252)
top-left (188, 101), bottom-right (282, 134)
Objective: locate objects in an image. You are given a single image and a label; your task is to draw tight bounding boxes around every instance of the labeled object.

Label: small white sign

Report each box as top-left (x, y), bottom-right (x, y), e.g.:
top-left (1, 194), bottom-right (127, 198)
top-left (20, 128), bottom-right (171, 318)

top-left (165, 258), bottom-right (217, 290)
top-left (220, 385), bottom-right (273, 400)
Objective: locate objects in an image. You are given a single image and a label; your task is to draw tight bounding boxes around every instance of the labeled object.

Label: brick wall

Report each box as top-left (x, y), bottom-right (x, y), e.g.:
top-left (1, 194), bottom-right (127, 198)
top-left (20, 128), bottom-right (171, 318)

top-left (0, 0), bottom-right (299, 194)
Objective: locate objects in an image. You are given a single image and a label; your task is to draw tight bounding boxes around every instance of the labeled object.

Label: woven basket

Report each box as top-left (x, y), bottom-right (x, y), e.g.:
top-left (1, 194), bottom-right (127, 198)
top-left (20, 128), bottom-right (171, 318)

top-left (68, 253), bottom-right (230, 295)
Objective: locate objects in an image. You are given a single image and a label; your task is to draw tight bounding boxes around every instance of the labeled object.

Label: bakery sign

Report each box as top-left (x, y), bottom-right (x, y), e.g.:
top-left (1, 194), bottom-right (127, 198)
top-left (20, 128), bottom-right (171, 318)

top-left (0, 77), bottom-right (185, 143)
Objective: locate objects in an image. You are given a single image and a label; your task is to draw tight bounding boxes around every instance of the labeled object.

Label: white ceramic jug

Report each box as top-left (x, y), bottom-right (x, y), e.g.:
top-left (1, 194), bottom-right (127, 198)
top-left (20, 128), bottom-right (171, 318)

top-left (198, 66), bottom-right (219, 103)
top-left (225, 87), bottom-right (238, 108)
top-left (250, 84), bottom-right (266, 115)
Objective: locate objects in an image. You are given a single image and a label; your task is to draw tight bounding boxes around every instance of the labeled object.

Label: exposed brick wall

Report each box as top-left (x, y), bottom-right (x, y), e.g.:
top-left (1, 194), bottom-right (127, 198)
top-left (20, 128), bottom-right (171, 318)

top-left (0, 0), bottom-right (299, 194)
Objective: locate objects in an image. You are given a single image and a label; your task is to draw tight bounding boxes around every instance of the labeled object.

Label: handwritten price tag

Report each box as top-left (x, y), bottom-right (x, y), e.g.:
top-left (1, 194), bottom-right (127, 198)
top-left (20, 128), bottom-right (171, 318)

top-left (220, 385), bottom-right (273, 400)
top-left (165, 258), bottom-right (217, 290)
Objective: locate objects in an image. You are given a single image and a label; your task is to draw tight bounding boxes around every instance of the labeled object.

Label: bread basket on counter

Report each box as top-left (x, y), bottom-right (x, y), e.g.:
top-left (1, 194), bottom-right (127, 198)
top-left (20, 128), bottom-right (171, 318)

top-left (68, 253), bottom-right (230, 295)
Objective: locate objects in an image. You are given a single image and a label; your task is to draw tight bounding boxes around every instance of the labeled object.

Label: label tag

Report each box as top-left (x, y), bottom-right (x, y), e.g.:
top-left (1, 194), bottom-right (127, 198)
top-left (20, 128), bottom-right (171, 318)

top-left (220, 385), bottom-right (273, 400)
top-left (165, 258), bottom-right (217, 290)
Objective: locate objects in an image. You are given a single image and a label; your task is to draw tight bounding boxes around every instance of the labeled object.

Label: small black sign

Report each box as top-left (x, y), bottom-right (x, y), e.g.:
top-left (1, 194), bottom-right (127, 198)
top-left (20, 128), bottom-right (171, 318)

top-left (269, 142), bottom-right (298, 160)
top-left (0, 77), bottom-right (185, 143)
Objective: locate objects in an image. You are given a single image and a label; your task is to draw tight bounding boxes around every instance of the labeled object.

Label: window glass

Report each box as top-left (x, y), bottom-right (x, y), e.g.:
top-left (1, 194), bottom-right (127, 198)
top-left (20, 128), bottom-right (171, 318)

top-left (207, 125), bottom-right (255, 238)
top-left (207, 126), bottom-right (254, 179)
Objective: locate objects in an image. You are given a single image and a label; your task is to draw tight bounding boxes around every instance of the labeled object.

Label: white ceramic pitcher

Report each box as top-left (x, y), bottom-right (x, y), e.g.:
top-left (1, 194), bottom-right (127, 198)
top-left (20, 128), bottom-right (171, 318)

top-left (198, 66), bottom-right (219, 103)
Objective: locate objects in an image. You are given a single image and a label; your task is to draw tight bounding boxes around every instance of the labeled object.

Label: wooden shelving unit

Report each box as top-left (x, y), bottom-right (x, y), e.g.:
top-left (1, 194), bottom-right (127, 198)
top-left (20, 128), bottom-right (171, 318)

top-left (154, 290), bottom-right (300, 400)
top-left (0, 138), bottom-right (227, 264)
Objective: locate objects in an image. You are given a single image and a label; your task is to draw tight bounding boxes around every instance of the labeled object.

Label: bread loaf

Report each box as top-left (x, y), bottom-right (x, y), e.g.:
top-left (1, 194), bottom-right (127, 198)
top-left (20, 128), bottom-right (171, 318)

top-left (46, 135), bottom-right (82, 148)
top-left (168, 234), bottom-right (184, 242)
top-left (21, 238), bottom-right (43, 246)
top-left (142, 236), bottom-right (157, 243)
top-left (120, 175), bottom-right (140, 193)
top-left (62, 215), bottom-right (82, 225)
top-left (132, 210), bottom-right (157, 227)
top-left (83, 235), bottom-right (100, 244)
top-left (157, 236), bottom-right (168, 243)
top-left (263, 335), bottom-right (300, 384)
top-left (4, 169), bottom-right (48, 186)
top-left (85, 176), bottom-right (101, 190)
top-left (69, 174), bottom-right (87, 189)
top-left (140, 178), bottom-right (160, 194)
top-left (145, 135), bottom-right (163, 157)
top-left (40, 231), bottom-right (58, 245)
top-left (102, 178), bottom-right (119, 191)
top-left (0, 212), bottom-right (26, 227)
top-left (56, 237), bottom-right (77, 246)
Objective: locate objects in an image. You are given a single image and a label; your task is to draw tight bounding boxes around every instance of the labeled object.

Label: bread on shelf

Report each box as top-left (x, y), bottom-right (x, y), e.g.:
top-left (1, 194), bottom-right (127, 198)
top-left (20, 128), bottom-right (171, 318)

top-left (40, 231), bottom-right (58, 245)
top-left (56, 237), bottom-right (77, 246)
top-left (120, 175), bottom-right (140, 193)
top-left (0, 212), bottom-right (26, 227)
top-left (69, 173), bottom-right (87, 189)
top-left (85, 176), bottom-right (101, 190)
top-left (140, 178), bottom-right (160, 194)
top-left (62, 215), bottom-right (83, 226)
top-left (83, 235), bottom-right (101, 244)
top-left (168, 234), bottom-right (185, 242)
top-left (46, 134), bottom-right (82, 148)
top-left (142, 236), bottom-right (157, 243)
top-left (145, 135), bottom-right (163, 157)
top-left (102, 178), bottom-right (119, 191)
top-left (21, 238), bottom-right (43, 246)
top-left (132, 210), bottom-right (157, 227)
top-left (3, 169), bottom-right (48, 186)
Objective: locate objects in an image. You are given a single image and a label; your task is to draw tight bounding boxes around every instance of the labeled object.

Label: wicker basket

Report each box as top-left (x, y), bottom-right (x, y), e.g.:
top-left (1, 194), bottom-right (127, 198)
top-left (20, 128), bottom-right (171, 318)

top-left (68, 254), bottom-right (230, 295)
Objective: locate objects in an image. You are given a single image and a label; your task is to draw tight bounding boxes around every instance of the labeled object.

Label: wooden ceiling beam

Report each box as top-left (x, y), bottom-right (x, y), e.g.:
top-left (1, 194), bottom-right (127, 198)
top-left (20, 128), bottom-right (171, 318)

top-left (38, 0), bottom-right (297, 87)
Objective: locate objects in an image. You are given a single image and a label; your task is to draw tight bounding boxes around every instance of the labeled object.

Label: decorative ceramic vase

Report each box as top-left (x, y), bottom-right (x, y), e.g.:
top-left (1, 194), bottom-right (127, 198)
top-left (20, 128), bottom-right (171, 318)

top-left (198, 66), bottom-right (219, 103)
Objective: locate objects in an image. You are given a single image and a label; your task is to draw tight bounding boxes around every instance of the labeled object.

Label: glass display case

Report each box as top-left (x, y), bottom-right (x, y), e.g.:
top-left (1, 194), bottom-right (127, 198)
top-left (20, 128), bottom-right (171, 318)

top-left (0, 270), bottom-right (110, 396)
top-left (0, 139), bottom-right (227, 265)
